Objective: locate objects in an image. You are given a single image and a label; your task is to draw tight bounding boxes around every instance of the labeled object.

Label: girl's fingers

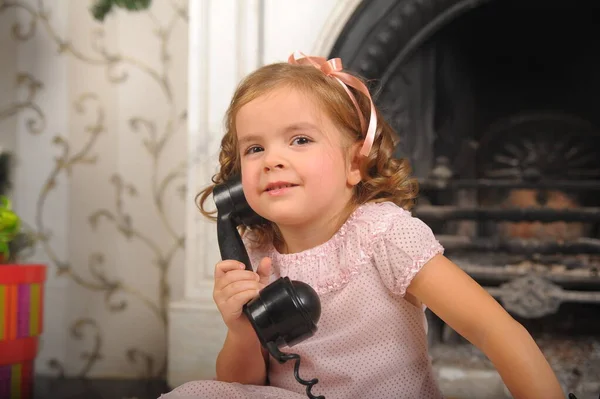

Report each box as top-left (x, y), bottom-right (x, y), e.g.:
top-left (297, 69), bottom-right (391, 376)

top-left (256, 257), bottom-right (272, 286)
top-left (226, 289), bottom-right (260, 314)
top-left (216, 269), bottom-right (259, 290)
top-left (213, 261), bottom-right (261, 326)
top-left (214, 260), bottom-right (246, 279)
top-left (216, 280), bottom-right (261, 303)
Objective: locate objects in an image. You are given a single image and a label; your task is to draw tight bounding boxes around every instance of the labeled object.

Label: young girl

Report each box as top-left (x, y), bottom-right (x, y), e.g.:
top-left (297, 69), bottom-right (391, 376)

top-left (161, 52), bottom-right (564, 399)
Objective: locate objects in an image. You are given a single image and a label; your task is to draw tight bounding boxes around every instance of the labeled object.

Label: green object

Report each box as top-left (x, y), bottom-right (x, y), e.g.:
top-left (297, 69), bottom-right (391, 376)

top-left (0, 196), bottom-right (21, 261)
top-left (0, 153), bottom-right (10, 196)
top-left (91, 0), bottom-right (152, 22)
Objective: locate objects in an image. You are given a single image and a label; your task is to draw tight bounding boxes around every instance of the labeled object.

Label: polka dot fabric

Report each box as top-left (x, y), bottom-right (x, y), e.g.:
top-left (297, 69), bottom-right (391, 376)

top-left (161, 202), bottom-right (445, 399)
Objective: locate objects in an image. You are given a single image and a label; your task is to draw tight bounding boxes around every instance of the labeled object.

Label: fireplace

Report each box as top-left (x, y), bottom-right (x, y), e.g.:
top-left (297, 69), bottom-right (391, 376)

top-left (331, 0), bottom-right (600, 397)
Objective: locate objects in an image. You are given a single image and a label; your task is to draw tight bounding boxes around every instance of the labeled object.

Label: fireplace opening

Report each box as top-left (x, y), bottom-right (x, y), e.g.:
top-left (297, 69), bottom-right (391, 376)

top-left (415, 0), bottom-right (600, 328)
top-left (331, 0), bottom-right (600, 395)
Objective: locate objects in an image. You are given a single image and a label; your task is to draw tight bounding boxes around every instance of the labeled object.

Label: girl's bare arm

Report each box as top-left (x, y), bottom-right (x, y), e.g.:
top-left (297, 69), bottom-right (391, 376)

top-left (407, 254), bottom-right (564, 399)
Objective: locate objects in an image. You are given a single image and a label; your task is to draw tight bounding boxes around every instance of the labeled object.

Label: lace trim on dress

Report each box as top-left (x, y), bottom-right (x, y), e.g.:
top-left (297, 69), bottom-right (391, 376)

top-left (245, 202), bottom-right (440, 296)
top-left (266, 204), bottom-right (385, 296)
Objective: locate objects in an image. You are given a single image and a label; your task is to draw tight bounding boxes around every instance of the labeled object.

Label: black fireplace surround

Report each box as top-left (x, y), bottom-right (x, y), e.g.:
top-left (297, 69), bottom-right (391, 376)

top-left (329, 0), bottom-right (600, 337)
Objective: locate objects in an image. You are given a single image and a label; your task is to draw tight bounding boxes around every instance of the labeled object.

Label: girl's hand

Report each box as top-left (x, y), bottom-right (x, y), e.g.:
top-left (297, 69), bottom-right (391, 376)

top-left (213, 257), bottom-right (272, 332)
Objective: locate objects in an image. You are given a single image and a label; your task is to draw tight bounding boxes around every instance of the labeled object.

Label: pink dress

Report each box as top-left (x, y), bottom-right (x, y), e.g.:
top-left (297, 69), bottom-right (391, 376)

top-left (161, 201), bottom-right (445, 399)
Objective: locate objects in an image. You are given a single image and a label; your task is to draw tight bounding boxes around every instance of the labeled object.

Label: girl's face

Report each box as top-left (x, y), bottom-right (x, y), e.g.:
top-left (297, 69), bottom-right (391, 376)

top-left (236, 87), bottom-right (361, 229)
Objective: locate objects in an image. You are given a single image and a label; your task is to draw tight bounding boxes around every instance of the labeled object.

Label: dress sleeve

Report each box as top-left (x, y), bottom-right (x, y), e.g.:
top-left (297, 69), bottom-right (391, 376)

top-left (371, 213), bottom-right (444, 296)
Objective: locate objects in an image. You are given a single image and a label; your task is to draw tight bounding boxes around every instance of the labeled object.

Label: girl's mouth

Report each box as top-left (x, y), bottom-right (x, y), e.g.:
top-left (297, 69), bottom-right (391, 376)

top-left (265, 182), bottom-right (299, 195)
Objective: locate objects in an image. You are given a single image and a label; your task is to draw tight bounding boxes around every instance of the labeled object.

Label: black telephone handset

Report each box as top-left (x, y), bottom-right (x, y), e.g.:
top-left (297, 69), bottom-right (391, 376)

top-left (213, 176), bottom-right (325, 399)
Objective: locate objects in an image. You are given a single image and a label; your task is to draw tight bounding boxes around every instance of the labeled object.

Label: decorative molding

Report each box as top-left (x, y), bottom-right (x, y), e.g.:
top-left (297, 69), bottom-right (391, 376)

top-left (311, 0), bottom-right (363, 57)
top-left (184, 0), bottom-right (213, 302)
top-left (183, 0), bottom-right (264, 300)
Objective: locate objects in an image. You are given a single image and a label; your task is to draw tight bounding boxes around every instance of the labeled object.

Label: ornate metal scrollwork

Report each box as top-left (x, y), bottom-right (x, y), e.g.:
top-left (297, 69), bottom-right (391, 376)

top-left (486, 274), bottom-right (600, 319)
top-left (492, 275), bottom-right (563, 318)
top-left (477, 112), bottom-right (600, 181)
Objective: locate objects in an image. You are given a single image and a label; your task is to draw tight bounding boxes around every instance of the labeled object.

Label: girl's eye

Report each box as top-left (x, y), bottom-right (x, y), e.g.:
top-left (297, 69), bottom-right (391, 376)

top-left (291, 136), bottom-right (311, 146)
top-left (244, 146), bottom-right (263, 155)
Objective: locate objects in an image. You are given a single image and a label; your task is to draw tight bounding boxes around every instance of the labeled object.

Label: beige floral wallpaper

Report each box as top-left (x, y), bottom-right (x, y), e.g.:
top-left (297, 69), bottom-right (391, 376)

top-left (0, 0), bottom-right (188, 378)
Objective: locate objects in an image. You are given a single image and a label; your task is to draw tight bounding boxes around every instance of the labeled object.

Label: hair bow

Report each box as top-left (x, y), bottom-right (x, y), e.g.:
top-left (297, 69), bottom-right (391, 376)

top-left (288, 51), bottom-right (377, 157)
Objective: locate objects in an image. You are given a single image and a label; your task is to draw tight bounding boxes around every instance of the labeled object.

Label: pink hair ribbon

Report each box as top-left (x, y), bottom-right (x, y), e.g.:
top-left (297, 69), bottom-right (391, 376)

top-left (288, 51), bottom-right (378, 157)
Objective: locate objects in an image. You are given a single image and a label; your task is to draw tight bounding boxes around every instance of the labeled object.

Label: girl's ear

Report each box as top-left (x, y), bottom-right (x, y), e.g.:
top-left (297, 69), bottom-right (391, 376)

top-left (346, 141), bottom-right (363, 186)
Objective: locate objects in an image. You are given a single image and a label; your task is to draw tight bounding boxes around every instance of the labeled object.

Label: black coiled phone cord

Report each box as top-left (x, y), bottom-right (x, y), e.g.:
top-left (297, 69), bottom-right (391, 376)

top-left (265, 344), bottom-right (591, 399)
top-left (266, 342), bottom-right (325, 399)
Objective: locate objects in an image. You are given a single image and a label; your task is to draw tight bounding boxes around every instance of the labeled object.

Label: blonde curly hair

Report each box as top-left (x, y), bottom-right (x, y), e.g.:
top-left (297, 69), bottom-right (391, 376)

top-left (196, 61), bottom-right (418, 248)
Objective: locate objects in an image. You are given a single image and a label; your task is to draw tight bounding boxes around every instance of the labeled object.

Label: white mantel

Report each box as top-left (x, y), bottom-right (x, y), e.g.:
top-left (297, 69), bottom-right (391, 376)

top-left (167, 0), bottom-right (362, 388)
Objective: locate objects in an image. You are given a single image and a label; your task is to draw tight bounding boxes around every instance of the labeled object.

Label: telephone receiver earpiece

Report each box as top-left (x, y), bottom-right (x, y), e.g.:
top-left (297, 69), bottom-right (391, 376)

top-left (212, 175), bottom-right (322, 353)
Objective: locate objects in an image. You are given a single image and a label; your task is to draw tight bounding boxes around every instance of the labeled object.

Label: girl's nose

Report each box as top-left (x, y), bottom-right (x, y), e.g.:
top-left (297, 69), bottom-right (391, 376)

top-left (263, 161), bottom-right (285, 172)
top-left (263, 150), bottom-right (286, 172)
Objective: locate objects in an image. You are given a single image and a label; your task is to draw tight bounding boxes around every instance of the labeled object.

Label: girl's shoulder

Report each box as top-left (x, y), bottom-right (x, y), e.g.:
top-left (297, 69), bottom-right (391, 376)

top-left (352, 201), bottom-right (442, 261)
top-left (354, 200), bottom-right (412, 220)
top-left (356, 201), bottom-right (444, 296)
top-left (348, 201), bottom-right (415, 236)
